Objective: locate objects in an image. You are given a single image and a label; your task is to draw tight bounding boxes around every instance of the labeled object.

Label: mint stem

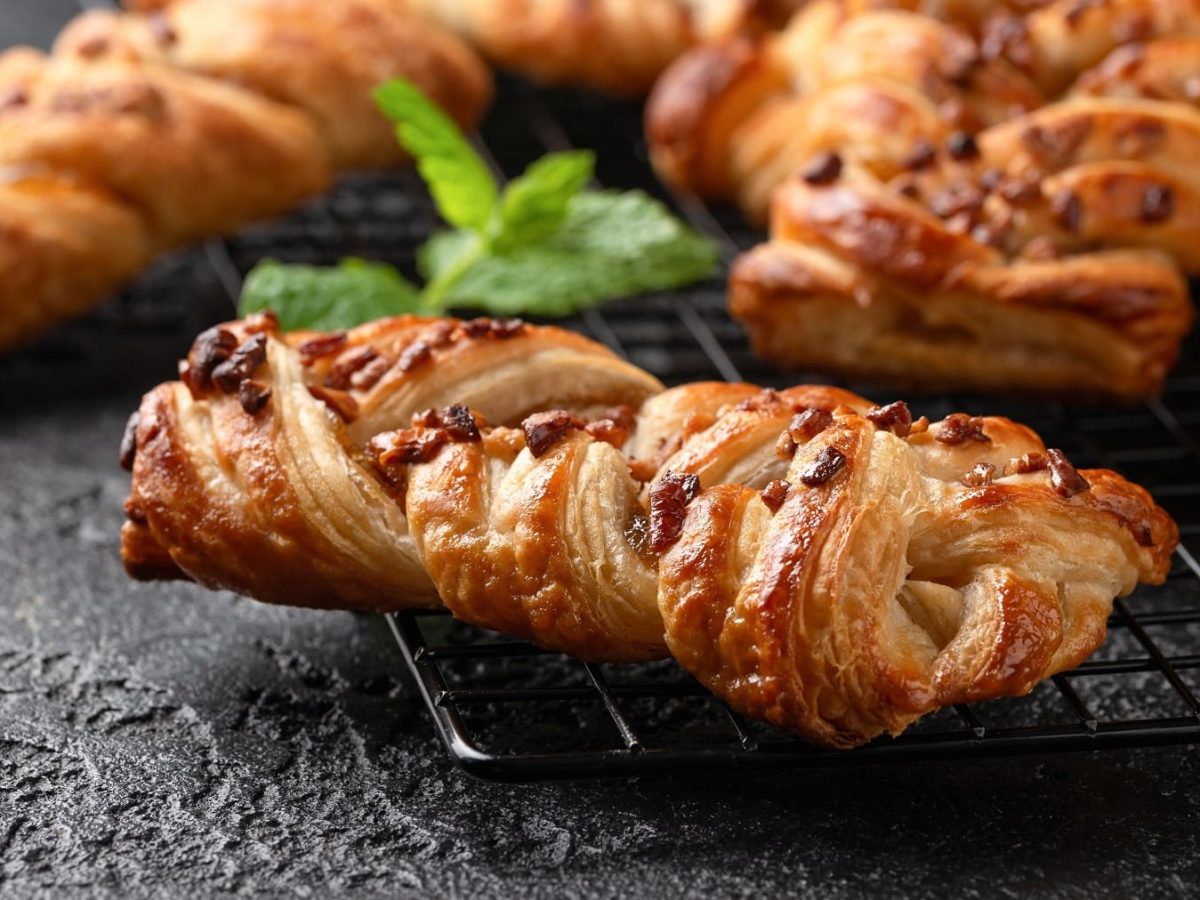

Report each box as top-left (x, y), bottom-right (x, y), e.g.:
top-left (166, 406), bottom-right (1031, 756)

top-left (418, 233), bottom-right (486, 312)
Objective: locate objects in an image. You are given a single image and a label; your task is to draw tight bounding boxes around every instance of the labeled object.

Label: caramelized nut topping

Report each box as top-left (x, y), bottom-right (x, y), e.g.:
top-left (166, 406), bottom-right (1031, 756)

top-left (324, 346), bottom-right (379, 390)
top-left (371, 428), bottom-right (448, 466)
top-left (946, 131), bottom-right (980, 160)
top-left (522, 410), bottom-right (585, 458)
top-left (998, 175), bottom-right (1040, 205)
top-left (307, 385), bottom-right (358, 422)
top-left (119, 411), bottom-right (140, 472)
top-left (238, 380), bottom-right (271, 415)
top-left (1004, 452), bottom-right (1048, 475)
top-left (396, 340), bottom-right (433, 373)
top-left (761, 479), bottom-right (791, 513)
top-left (585, 417), bottom-right (632, 449)
top-left (648, 471), bottom-right (701, 553)
top-left (441, 404), bottom-right (482, 443)
top-left (866, 401), bottom-right (912, 437)
top-left (936, 413), bottom-right (990, 445)
top-left (961, 462), bottom-right (995, 487)
top-left (903, 139), bottom-right (937, 171)
top-left (212, 334), bottom-right (268, 393)
top-left (350, 355), bottom-right (391, 391)
top-left (185, 327), bottom-right (238, 394)
top-left (1047, 449), bottom-right (1090, 498)
top-left (776, 408), bottom-right (834, 459)
top-left (411, 408), bottom-right (441, 428)
top-left (801, 151), bottom-right (843, 185)
top-left (421, 320), bottom-right (457, 348)
top-left (799, 447), bottom-right (846, 486)
top-left (1140, 185), bottom-right (1173, 224)
top-left (487, 318), bottom-right (526, 339)
top-left (298, 332), bottom-right (347, 365)
top-left (1051, 189), bottom-right (1083, 232)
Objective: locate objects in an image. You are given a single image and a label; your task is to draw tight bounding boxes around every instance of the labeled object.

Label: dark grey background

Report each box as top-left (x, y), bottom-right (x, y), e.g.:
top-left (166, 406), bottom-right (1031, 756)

top-left (2, 2), bottom-right (1198, 897)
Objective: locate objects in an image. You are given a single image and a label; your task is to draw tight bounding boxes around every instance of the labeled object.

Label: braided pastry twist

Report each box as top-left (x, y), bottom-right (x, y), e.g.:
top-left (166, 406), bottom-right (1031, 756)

top-left (647, 0), bottom-right (1200, 398)
top-left (122, 314), bottom-right (1176, 745)
top-left (0, 0), bottom-right (490, 351)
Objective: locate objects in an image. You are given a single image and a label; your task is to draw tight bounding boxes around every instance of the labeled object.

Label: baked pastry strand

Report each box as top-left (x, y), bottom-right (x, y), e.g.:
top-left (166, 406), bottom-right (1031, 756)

top-left (0, 0), bottom-right (491, 352)
top-left (122, 314), bottom-right (1177, 745)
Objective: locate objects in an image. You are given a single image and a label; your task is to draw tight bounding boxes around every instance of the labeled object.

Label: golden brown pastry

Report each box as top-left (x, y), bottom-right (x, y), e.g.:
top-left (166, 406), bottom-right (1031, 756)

top-left (57, 0), bottom-right (491, 169)
top-left (647, 0), bottom-right (1200, 397)
top-left (121, 314), bottom-right (664, 609)
top-left (395, 0), bottom-right (803, 95)
top-left (123, 314), bottom-right (1177, 745)
top-left (0, 1), bottom-right (490, 352)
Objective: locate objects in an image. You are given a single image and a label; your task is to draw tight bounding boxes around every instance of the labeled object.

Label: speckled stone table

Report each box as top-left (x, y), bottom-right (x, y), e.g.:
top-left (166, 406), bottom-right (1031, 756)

top-left (2, 3), bottom-right (1199, 896)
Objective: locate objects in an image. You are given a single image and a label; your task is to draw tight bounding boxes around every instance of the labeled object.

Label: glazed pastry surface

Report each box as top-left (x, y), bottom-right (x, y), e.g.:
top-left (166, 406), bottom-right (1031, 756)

top-left (646, 0), bottom-right (1200, 397)
top-left (122, 314), bottom-right (1177, 744)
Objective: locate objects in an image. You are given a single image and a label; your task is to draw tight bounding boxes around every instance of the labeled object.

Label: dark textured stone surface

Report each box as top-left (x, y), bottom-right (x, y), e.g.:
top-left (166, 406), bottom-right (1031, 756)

top-left (3, 3), bottom-right (1200, 896)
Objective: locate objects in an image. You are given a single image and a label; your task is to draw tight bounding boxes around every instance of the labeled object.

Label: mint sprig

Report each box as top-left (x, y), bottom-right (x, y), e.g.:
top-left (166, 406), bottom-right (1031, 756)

top-left (238, 79), bottom-right (719, 330)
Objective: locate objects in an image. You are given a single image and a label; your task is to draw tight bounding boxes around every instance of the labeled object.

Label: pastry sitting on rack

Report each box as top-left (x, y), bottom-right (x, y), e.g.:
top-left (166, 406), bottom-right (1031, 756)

top-left (121, 313), bottom-right (1176, 747)
top-left (0, 0), bottom-right (491, 352)
top-left (647, 0), bottom-right (1200, 398)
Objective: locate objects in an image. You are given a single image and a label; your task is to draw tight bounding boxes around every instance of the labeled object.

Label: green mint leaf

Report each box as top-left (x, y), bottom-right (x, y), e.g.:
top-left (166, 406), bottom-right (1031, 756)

top-left (423, 191), bottom-right (719, 316)
top-left (373, 79), bottom-right (497, 232)
top-left (239, 258), bottom-right (421, 332)
top-left (492, 150), bottom-right (594, 250)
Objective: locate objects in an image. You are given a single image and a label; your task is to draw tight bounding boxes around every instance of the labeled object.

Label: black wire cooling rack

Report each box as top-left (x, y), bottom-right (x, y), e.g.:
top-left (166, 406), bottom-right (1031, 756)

top-left (5, 24), bottom-right (1197, 777)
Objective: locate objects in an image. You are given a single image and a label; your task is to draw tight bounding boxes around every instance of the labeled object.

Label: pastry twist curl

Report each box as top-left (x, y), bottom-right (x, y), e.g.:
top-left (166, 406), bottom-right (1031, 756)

top-left (122, 314), bottom-right (1176, 745)
top-left (0, 0), bottom-right (491, 351)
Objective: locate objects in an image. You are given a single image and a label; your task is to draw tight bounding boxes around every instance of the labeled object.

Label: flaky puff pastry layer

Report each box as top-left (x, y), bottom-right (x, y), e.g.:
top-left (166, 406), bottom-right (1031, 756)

top-left (122, 315), bottom-right (663, 610)
top-left (659, 404), bottom-right (1175, 746)
top-left (124, 315), bottom-right (1176, 745)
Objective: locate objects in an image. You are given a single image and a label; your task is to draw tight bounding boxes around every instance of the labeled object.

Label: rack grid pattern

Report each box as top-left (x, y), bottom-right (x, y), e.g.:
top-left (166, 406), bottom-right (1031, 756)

top-left (8, 6), bottom-right (1196, 779)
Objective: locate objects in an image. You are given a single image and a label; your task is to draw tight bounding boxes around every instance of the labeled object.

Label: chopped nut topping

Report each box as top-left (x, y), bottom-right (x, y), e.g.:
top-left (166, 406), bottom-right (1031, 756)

top-left (936, 413), bottom-right (990, 445)
top-left (324, 346), bottom-right (379, 390)
top-left (1140, 185), bottom-right (1173, 224)
top-left (783, 407), bottom-right (834, 454)
top-left (421, 320), bottom-right (457, 348)
top-left (411, 408), bottom-right (441, 428)
top-left (866, 401), bottom-right (913, 437)
top-left (184, 326), bottom-right (238, 394)
top-left (522, 410), bottom-right (585, 458)
top-left (961, 462), bottom-right (995, 487)
top-left (625, 513), bottom-right (652, 557)
top-left (1051, 189), bottom-right (1083, 232)
top-left (903, 139), bottom-right (937, 171)
top-left (371, 428), bottom-right (448, 466)
top-left (799, 447), bottom-right (846, 486)
top-left (801, 151), bottom-right (843, 185)
top-left (648, 471), bottom-right (701, 553)
top-left (307, 385), bottom-right (358, 422)
top-left (735, 389), bottom-right (780, 413)
top-left (396, 340), bottom-right (433, 373)
top-left (585, 417), bottom-right (632, 449)
top-left (761, 479), bottom-right (791, 513)
top-left (947, 131), bottom-right (980, 160)
top-left (1047, 449), bottom-right (1090, 498)
top-left (212, 334), bottom-right (268, 393)
top-left (1004, 452), bottom-right (1048, 475)
top-left (350, 355), bottom-right (391, 391)
top-left (998, 175), bottom-right (1040, 205)
top-left (238, 380), bottom-right (271, 415)
top-left (119, 411), bottom-right (139, 472)
top-left (441, 404), bottom-right (482, 443)
top-left (298, 332), bottom-right (347, 365)
top-left (457, 317), bottom-right (525, 340)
